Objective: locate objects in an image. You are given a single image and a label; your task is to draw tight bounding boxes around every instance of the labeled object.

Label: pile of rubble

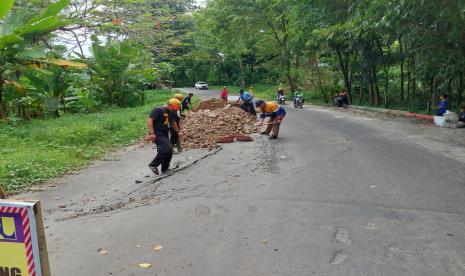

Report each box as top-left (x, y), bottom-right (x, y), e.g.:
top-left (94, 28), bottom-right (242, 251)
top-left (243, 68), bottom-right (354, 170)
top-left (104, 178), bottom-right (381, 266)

top-left (181, 99), bottom-right (259, 149)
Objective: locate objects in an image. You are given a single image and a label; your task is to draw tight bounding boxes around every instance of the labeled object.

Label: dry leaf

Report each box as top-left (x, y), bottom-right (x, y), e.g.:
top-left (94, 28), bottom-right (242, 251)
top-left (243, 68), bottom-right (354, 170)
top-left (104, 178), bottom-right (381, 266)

top-left (154, 245), bottom-right (163, 251)
top-left (97, 249), bottom-right (108, 255)
top-left (138, 263), bottom-right (152, 268)
top-left (261, 240), bottom-right (268, 245)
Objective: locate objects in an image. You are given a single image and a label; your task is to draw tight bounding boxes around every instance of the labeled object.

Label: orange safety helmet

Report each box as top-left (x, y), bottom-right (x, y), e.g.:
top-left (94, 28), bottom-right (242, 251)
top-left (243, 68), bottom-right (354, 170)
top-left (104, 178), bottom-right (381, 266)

top-left (168, 98), bottom-right (181, 110)
top-left (174, 93), bottom-right (185, 101)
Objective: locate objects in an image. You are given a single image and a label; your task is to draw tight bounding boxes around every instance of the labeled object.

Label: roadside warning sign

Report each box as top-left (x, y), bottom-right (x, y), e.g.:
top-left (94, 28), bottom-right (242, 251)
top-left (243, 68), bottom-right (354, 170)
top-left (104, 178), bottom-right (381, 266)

top-left (0, 200), bottom-right (50, 276)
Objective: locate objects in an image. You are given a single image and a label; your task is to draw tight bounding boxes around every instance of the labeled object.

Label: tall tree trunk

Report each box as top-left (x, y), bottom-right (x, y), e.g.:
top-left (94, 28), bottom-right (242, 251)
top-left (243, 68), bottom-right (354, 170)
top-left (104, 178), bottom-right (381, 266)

top-left (406, 57), bottom-right (411, 103)
top-left (368, 79), bottom-right (373, 106)
top-left (335, 46), bottom-right (352, 102)
top-left (314, 54), bottom-right (326, 101)
top-left (238, 58), bottom-right (246, 88)
top-left (283, 52), bottom-right (296, 94)
top-left (448, 78), bottom-right (453, 108)
top-left (370, 63), bottom-right (380, 106)
top-left (0, 74), bottom-right (6, 119)
top-left (458, 72), bottom-right (464, 106)
top-left (430, 76), bottom-right (437, 110)
top-left (399, 36), bottom-right (405, 101)
top-left (412, 54), bottom-right (416, 97)
top-left (384, 68), bottom-right (389, 107)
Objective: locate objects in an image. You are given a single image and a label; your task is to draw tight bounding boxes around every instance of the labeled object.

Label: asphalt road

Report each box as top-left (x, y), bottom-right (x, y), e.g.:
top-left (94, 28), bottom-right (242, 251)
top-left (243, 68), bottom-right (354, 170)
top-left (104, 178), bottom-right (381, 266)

top-left (19, 88), bottom-right (465, 275)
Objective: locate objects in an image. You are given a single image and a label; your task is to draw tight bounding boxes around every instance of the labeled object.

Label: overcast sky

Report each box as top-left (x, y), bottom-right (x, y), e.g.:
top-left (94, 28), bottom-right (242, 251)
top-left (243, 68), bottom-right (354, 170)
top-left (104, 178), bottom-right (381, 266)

top-left (196, 0), bottom-right (206, 7)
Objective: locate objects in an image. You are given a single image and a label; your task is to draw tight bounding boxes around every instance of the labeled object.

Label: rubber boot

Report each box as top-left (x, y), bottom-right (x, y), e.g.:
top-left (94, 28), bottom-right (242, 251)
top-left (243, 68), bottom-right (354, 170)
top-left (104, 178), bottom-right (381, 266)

top-left (176, 142), bottom-right (183, 153)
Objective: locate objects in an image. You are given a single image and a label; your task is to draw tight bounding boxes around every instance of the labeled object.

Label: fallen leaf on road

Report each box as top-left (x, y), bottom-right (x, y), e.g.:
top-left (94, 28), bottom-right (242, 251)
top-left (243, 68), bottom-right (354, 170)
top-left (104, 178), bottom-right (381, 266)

top-left (97, 249), bottom-right (108, 255)
top-left (261, 240), bottom-right (268, 245)
top-left (138, 263), bottom-right (152, 268)
top-left (370, 185), bottom-right (376, 189)
top-left (154, 245), bottom-right (163, 251)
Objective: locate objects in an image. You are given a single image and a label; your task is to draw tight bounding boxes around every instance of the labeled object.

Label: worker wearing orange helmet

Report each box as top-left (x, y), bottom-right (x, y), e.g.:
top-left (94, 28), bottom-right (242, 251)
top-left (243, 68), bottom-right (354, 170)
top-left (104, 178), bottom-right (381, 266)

top-left (147, 98), bottom-right (182, 175)
top-left (174, 93), bottom-right (185, 101)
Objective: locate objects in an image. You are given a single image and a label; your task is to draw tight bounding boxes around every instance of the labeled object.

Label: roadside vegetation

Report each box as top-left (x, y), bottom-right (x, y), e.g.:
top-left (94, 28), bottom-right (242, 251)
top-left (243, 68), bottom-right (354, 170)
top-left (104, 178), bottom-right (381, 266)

top-left (0, 0), bottom-right (195, 193)
top-left (0, 90), bottom-right (178, 193)
top-left (192, 1), bottom-right (465, 114)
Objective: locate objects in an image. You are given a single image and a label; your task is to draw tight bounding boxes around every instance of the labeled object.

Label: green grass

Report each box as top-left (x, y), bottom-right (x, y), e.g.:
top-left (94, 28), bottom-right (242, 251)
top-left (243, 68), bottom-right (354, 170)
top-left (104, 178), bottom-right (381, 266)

top-left (0, 89), bottom-right (180, 193)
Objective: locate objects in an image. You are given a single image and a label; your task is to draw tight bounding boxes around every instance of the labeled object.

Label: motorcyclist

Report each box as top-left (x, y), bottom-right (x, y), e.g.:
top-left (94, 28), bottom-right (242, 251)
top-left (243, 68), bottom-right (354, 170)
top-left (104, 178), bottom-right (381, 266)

top-left (276, 88), bottom-right (285, 104)
top-left (293, 87), bottom-right (304, 106)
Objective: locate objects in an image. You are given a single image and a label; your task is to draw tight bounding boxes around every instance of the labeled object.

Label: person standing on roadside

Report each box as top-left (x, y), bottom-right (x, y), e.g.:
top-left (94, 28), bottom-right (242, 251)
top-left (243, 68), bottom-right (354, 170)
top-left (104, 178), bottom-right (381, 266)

top-left (220, 86), bottom-right (229, 101)
top-left (147, 98), bottom-right (182, 175)
top-left (249, 86), bottom-right (254, 96)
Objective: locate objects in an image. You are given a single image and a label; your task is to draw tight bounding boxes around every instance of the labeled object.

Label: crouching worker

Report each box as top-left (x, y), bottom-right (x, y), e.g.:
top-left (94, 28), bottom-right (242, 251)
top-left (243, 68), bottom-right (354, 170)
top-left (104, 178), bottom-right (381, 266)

top-left (255, 100), bottom-right (286, 139)
top-left (182, 93), bottom-right (194, 112)
top-left (147, 98), bottom-right (182, 175)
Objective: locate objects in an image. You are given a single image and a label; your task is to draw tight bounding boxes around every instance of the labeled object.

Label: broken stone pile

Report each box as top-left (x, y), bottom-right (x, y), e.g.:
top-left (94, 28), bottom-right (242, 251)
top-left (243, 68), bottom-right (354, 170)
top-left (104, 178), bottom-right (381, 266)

top-left (182, 99), bottom-right (259, 149)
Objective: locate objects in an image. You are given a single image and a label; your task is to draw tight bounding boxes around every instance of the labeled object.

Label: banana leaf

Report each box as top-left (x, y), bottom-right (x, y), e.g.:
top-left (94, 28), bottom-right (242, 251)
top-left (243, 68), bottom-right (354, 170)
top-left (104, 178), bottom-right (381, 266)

top-left (25, 0), bottom-right (70, 26)
top-left (20, 16), bottom-right (69, 35)
top-left (0, 33), bottom-right (23, 49)
top-left (16, 48), bottom-right (46, 59)
top-left (0, 0), bottom-right (14, 21)
top-left (38, 58), bottom-right (88, 69)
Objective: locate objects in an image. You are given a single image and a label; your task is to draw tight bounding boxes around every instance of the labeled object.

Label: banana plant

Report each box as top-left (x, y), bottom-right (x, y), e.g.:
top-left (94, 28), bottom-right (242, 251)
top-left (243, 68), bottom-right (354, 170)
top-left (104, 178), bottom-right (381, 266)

top-left (89, 35), bottom-right (140, 107)
top-left (0, 0), bottom-right (71, 120)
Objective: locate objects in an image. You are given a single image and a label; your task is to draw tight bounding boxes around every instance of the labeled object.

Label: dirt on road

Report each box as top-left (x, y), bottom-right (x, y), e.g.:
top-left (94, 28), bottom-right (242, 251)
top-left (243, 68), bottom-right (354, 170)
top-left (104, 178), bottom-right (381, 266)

top-left (182, 99), bottom-right (259, 149)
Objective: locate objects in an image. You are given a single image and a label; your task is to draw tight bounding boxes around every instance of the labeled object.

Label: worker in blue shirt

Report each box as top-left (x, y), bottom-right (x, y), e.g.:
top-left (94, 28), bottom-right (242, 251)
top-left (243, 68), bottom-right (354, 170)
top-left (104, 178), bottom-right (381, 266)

top-left (237, 89), bottom-right (256, 115)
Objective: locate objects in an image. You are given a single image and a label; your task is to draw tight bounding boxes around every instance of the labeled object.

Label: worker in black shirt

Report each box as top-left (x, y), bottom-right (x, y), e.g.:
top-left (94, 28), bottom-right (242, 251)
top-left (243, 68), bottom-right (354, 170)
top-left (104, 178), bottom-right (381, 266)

top-left (147, 98), bottom-right (182, 175)
top-left (182, 93), bottom-right (194, 112)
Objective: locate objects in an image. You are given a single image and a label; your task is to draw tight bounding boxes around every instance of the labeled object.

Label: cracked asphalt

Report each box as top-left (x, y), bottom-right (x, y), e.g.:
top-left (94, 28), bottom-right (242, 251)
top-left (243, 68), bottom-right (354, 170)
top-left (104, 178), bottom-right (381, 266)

top-left (15, 88), bottom-right (465, 275)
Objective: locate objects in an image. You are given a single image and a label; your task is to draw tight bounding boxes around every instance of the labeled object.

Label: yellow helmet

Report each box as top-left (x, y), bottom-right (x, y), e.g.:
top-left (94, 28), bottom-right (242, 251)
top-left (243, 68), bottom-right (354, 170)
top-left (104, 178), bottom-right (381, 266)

top-left (168, 98), bottom-right (181, 110)
top-left (174, 93), bottom-right (184, 101)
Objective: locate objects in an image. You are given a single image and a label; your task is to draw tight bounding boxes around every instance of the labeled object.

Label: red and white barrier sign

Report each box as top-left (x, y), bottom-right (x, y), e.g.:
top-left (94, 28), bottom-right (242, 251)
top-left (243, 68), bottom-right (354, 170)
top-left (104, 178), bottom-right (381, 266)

top-left (0, 200), bottom-right (50, 276)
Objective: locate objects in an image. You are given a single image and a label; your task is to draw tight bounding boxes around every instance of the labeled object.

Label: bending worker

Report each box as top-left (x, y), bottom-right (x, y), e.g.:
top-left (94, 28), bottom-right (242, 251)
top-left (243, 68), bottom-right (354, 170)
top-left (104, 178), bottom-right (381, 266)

top-left (147, 98), bottom-right (182, 175)
top-left (237, 89), bottom-right (256, 115)
top-left (255, 100), bottom-right (286, 139)
top-left (182, 93), bottom-right (194, 112)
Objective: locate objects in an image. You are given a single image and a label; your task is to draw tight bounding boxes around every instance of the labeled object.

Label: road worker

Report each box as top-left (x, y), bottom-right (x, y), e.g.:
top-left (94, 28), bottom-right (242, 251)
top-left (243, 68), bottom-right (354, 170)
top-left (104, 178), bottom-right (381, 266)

top-left (147, 98), bottom-right (182, 175)
top-left (255, 100), bottom-right (286, 139)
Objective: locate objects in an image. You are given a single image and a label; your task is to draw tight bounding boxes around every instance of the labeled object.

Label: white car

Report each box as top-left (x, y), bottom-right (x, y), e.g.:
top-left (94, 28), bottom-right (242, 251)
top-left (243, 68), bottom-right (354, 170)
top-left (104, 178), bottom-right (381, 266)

top-left (195, 81), bottom-right (208, 90)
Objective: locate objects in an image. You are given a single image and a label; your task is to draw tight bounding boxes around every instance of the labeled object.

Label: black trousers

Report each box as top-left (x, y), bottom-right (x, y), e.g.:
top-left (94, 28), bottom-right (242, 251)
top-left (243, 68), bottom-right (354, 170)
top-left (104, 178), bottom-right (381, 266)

top-left (241, 102), bottom-right (256, 116)
top-left (170, 129), bottom-right (179, 145)
top-left (149, 134), bottom-right (173, 172)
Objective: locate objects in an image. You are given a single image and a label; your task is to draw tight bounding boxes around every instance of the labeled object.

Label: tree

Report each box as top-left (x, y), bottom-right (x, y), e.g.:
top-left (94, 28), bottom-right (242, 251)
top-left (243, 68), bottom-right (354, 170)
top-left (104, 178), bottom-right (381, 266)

top-left (0, 0), bottom-right (71, 119)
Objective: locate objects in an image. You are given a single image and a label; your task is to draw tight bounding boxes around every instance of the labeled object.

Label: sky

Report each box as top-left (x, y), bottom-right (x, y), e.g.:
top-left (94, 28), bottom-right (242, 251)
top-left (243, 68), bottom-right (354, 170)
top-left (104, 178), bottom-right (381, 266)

top-left (196, 0), bottom-right (206, 7)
